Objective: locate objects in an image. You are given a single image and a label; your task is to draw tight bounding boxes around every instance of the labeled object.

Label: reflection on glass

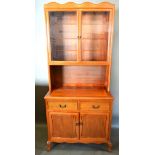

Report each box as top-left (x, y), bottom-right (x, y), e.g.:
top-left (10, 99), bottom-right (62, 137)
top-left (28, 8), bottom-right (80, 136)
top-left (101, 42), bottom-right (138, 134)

top-left (82, 12), bottom-right (109, 61)
top-left (49, 12), bottom-right (78, 61)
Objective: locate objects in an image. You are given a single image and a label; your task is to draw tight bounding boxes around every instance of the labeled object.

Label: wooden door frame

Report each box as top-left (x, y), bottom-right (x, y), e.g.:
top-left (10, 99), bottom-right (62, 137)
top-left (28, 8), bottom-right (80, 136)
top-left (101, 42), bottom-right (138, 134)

top-left (48, 111), bottom-right (79, 142)
top-left (79, 112), bottom-right (110, 142)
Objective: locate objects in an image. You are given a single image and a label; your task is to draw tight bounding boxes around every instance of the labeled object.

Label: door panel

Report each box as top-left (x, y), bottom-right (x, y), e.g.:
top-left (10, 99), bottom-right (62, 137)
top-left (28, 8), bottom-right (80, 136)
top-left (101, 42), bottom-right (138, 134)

top-left (80, 113), bottom-right (109, 140)
top-left (81, 11), bottom-right (110, 61)
top-left (49, 11), bottom-right (78, 61)
top-left (48, 112), bottom-right (79, 140)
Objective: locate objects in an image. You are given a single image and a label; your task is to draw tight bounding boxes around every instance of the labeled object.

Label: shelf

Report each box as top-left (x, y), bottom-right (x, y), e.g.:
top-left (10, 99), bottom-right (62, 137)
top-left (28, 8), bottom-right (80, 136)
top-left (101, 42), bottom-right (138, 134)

top-left (50, 87), bottom-right (110, 98)
top-left (51, 37), bottom-right (77, 40)
top-left (82, 38), bottom-right (107, 40)
top-left (49, 61), bottom-right (110, 66)
top-left (52, 23), bottom-right (77, 25)
top-left (51, 37), bottom-right (107, 40)
top-left (82, 50), bottom-right (107, 52)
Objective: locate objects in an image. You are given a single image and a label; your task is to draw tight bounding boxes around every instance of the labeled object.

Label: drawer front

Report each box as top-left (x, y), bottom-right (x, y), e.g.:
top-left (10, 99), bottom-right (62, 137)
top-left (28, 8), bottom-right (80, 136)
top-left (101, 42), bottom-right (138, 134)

top-left (80, 101), bottom-right (110, 111)
top-left (48, 101), bottom-right (77, 111)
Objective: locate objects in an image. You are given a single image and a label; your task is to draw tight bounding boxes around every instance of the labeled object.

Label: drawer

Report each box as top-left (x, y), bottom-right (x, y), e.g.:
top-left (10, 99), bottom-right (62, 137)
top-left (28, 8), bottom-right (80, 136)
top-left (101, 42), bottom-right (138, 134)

top-left (47, 101), bottom-right (77, 111)
top-left (80, 101), bottom-right (110, 111)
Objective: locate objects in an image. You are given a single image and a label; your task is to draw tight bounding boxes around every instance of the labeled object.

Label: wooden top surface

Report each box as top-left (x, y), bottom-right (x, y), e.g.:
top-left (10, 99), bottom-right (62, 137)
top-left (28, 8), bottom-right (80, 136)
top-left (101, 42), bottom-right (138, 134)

top-left (44, 87), bottom-right (113, 99)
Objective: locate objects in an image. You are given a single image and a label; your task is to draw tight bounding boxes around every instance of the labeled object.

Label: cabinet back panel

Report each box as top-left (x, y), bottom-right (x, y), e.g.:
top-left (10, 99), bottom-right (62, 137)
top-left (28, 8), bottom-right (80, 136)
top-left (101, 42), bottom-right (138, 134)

top-left (51, 66), bottom-right (106, 88)
top-left (82, 39), bottom-right (107, 61)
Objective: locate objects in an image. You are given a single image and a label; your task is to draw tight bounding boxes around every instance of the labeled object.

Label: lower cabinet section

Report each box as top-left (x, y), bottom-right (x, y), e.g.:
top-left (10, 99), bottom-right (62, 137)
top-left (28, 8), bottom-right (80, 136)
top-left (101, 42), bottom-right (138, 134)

top-left (48, 112), bottom-right (79, 141)
top-left (45, 98), bottom-right (113, 151)
top-left (47, 111), bottom-right (110, 143)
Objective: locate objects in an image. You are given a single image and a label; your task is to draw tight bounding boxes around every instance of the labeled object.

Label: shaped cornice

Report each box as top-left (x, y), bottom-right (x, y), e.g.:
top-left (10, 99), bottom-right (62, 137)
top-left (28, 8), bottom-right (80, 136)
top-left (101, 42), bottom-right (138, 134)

top-left (44, 2), bottom-right (115, 9)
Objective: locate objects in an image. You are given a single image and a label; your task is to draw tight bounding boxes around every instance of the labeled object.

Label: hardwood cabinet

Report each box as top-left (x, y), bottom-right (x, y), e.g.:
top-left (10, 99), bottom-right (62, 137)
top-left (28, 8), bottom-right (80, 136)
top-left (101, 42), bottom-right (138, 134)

top-left (44, 2), bottom-right (115, 152)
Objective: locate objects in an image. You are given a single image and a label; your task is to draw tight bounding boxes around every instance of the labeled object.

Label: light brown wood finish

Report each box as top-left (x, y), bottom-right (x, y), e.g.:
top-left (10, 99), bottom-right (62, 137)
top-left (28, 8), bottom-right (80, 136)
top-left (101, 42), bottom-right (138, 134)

top-left (80, 101), bottom-right (110, 111)
top-left (48, 61), bottom-right (110, 65)
top-left (44, 2), bottom-right (115, 9)
top-left (50, 88), bottom-right (109, 97)
top-left (80, 113), bottom-right (109, 140)
top-left (45, 11), bottom-right (52, 92)
top-left (48, 101), bottom-right (77, 111)
top-left (44, 1), bottom-right (115, 152)
top-left (45, 92), bottom-right (113, 151)
top-left (77, 10), bottom-right (82, 61)
top-left (106, 6), bottom-right (115, 92)
top-left (48, 112), bottom-right (79, 140)
top-left (51, 66), bottom-right (107, 88)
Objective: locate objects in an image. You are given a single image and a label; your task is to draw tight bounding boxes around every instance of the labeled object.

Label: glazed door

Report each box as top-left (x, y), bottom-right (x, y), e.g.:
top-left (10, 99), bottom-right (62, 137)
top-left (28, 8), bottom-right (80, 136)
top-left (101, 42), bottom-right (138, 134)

top-left (80, 113), bottom-right (109, 142)
top-left (48, 112), bottom-right (79, 141)
top-left (81, 11), bottom-right (110, 61)
top-left (48, 11), bottom-right (78, 61)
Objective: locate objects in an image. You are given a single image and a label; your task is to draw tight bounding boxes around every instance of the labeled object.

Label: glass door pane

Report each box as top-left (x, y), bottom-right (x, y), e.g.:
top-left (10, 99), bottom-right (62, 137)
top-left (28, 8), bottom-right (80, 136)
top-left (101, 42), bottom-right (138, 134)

top-left (81, 11), bottom-right (109, 61)
top-left (49, 12), bottom-right (78, 61)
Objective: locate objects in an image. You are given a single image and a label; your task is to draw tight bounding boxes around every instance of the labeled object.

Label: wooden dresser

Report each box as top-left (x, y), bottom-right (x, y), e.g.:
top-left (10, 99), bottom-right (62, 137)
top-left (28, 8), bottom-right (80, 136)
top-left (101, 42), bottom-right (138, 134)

top-left (44, 2), bottom-right (115, 152)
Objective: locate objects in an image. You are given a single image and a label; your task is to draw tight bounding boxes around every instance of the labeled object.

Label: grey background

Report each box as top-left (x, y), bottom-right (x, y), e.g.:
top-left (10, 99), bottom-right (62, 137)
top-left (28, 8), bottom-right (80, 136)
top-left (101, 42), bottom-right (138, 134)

top-left (35, 0), bottom-right (119, 128)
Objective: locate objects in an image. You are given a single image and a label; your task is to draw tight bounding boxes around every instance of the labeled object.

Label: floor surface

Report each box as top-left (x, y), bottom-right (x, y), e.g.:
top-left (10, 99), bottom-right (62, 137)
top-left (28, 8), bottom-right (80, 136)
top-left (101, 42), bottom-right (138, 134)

top-left (35, 124), bottom-right (119, 155)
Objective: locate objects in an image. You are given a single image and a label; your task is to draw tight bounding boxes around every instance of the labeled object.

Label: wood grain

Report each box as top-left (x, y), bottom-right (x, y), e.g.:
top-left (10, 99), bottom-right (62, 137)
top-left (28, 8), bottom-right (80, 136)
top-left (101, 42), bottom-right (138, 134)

top-left (80, 113), bottom-right (109, 139)
top-left (48, 112), bottom-right (79, 139)
top-left (51, 66), bottom-right (106, 88)
top-left (50, 87), bottom-right (109, 97)
top-left (80, 101), bottom-right (110, 111)
top-left (44, 2), bottom-right (115, 9)
top-left (49, 61), bottom-right (110, 65)
top-left (48, 101), bottom-right (77, 111)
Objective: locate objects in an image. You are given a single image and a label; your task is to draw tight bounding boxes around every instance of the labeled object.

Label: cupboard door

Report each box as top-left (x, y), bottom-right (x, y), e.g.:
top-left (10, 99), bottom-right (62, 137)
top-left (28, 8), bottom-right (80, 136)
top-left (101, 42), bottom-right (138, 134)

top-left (49, 11), bottom-right (78, 61)
top-left (81, 11), bottom-right (110, 61)
top-left (48, 112), bottom-right (79, 141)
top-left (80, 113), bottom-right (109, 142)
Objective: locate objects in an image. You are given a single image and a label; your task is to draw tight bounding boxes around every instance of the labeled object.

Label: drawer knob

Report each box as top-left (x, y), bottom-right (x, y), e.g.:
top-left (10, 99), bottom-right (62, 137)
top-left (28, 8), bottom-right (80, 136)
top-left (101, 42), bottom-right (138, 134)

top-left (59, 104), bottom-right (66, 108)
top-left (92, 105), bottom-right (100, 109)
